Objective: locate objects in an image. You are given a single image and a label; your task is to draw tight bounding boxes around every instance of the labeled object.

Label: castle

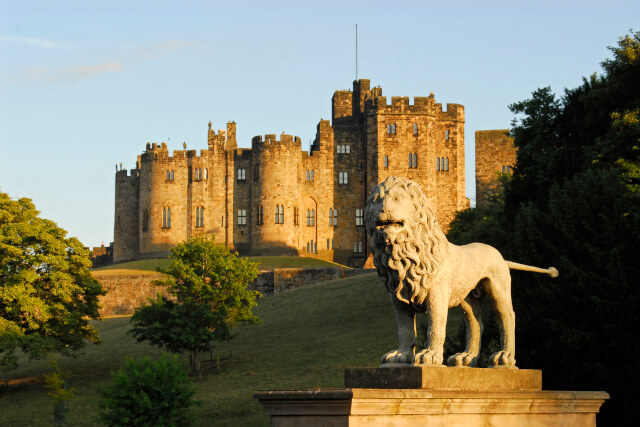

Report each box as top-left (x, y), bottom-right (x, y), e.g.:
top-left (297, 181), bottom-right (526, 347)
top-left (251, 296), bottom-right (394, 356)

top-left (114, 79), bottom-right (515, 266)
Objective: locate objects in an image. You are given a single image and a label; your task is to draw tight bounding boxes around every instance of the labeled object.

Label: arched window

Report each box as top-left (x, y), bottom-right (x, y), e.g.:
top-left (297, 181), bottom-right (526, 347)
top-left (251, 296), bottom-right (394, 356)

top-left (391, 124), bottom-right (396, 134)
top-left (507, 165), bottom-right (512, 174)
top-left (384, 156), bottom-right (389, 168)
top-left (345, 145), bottom-right (350, 153)
top-left (413, 123), bottom-right (418, 135)
top-left (386, 124), bottom-right (391, 134)
top-left (437, 157), bottom-right (441, 171)
top-left (306, 209), bottom-right (311, 226)
top-left (502, 165), bottom-right (506, 173)
top-left (339, 172), bottom-right (348, 185)
top-left (310, 170), bottom-right (314, 181)
top-left (445, 129), bottom-right (450, 140)
top-left (166, 170), bottom-right (171, 180)
top-left (412, 153), bottom-right (418, 168)
top-left (167, 208), bottom-right (171, 228)
top-left (310, 209), bottom-right (315, 226)
top-left (408, 153), bottom-right (413, 168)
top-left (204, 168), bottom-right (208, 179)
top-left (170, 170), bottom-right (174, 181)
top-left (163, 208), bottom-right (166, 228)
top-left (445, 157), bottom-right (449, 171)
top-left (306, 170), bottom-right (310, 181)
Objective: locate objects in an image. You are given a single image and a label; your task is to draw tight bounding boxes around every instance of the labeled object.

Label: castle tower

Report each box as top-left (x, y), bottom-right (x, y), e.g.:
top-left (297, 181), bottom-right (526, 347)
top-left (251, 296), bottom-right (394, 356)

top-left (250, 134), bottom-right (302, 253)
top-left (475, 130), bottom-right (516, 207)
top-left (113, 168), bottom-right (140, 262)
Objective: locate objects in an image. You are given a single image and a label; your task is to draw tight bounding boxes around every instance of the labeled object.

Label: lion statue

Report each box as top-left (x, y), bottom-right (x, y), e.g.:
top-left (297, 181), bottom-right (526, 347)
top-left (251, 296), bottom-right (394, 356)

top-left (365, 176), bottom-right (558, 368)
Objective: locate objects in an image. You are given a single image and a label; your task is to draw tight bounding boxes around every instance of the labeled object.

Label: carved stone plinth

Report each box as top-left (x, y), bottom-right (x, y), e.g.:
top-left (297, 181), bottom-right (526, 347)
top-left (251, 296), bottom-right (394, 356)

top-left (254, 367), bottom-right (609, 426)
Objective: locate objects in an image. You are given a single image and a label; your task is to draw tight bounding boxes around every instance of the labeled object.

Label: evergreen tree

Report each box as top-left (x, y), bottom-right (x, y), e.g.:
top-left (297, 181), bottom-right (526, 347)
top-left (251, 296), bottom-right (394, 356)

top-left (449, 31), bottom-right (640, 425)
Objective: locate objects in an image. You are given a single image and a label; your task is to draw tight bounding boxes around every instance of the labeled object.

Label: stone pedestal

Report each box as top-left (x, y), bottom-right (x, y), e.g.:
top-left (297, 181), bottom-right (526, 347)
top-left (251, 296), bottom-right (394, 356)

top-left (254, 367), bottom-right (609, 426)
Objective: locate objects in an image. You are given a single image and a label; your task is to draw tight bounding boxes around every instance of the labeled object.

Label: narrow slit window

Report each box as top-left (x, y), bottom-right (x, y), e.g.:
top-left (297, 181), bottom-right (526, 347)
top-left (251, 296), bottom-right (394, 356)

top-left (445, 157), bottom-right (449, 171)
top-left (413, 123), bottom-right (418, 135)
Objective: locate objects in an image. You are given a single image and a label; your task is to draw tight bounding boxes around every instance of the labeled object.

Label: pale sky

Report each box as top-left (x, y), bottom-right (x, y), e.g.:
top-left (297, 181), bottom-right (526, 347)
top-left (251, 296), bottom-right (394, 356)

top-left (1, 0), bottom-right (638, 248)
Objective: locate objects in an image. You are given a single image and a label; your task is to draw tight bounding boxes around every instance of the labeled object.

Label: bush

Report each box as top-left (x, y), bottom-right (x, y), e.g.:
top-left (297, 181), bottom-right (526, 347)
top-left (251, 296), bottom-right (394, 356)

top-left (98, 355), bottom-right (199, 426)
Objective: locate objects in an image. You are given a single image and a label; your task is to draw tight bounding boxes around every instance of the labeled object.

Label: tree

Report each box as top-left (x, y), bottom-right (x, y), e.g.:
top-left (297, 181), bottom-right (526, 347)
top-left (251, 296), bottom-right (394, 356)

top-left (98, 355), bottom-right (199, 426)
top-left (449, 31), bottom-right (640, 425)
top-left (0, 193), bottom-right (105, 372)
top-left (129, 236), bottom-right (260, 378)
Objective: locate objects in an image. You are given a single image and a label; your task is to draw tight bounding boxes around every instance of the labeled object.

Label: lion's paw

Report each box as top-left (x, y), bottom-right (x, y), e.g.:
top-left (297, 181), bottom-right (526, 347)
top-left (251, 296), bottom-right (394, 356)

top-left (447, 352), bottom-right (478, 367)
top-left (415, 349), bottom-right (444, 365)
top-left (380, 349), bottom-right (414, 365)
top-left (489, 351), bottom-right (516, 367)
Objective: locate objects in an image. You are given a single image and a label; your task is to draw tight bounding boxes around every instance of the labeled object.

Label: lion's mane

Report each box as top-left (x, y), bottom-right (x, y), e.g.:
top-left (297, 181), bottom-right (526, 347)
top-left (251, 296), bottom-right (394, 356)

top-left (367, 177), bottom-right (449, 307)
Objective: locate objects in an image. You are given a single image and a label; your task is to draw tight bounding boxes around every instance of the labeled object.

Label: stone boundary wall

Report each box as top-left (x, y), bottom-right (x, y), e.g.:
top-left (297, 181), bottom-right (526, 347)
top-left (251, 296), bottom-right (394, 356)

top-left (93, 272), bottom-right (168, 317)
top-left (94, 267), bottom-right (375, 317)
top-left (251, 267), bottom-right (375, 296)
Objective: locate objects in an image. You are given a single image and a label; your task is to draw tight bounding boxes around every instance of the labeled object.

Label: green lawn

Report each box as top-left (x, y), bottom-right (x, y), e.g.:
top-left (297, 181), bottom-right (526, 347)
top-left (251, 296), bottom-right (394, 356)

top-left (92, 255), bottom-right (345, 273)
top-left (0, 273), bottom-right (463, 426)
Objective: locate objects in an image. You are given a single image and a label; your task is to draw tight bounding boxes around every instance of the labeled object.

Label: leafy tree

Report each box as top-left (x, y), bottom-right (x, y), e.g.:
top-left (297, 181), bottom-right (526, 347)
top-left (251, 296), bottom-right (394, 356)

top-left (0, 193), bottom-right (105, 372)
top-left (449, 31), bottom-right (640, 425)
top-left (98, 355), bottom-right (199, 426)
top-left (129, 236), bottom-right (260, 379)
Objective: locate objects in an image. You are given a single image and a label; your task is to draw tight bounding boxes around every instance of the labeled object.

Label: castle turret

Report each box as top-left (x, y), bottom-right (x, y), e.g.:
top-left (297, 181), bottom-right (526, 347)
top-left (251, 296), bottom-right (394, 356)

top-left (250, 133), bottom-right (302, 253)
top-left (113, 168), bottom-right (140, 262)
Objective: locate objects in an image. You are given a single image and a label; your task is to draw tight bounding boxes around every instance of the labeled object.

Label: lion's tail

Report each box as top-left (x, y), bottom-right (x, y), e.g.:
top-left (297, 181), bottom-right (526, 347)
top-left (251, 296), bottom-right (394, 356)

top-left (506, 261), bottom-right (559, 278)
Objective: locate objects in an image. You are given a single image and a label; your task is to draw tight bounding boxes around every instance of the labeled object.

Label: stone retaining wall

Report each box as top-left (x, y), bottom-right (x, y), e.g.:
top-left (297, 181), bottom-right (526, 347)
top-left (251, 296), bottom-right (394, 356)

top-left (94, 267), bottom-right (375, 317)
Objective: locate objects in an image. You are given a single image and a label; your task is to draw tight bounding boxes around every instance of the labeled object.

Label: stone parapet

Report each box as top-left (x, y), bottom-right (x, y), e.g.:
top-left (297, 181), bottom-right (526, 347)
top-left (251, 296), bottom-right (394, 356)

top-left (255, 387), bottom-right (608, 427)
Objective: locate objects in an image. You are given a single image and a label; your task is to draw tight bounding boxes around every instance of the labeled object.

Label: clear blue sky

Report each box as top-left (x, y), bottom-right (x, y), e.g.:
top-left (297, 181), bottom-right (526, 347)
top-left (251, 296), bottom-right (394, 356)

top-left (1, 0), bottom-right (638, 248)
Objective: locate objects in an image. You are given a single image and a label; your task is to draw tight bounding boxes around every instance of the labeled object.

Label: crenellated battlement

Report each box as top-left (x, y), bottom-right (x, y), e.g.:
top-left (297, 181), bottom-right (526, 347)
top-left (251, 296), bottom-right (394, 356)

top-left (251, 133), bottom-right (302, 149)
top-left (436, 103), bottom-right (465, 122)
top-left (366, 94), bottom-right (442, 115)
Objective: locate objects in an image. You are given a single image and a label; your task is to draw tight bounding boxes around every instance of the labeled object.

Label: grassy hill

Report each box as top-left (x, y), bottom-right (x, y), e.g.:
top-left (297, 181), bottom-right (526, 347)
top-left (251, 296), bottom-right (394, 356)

top-left (92, 255), bottom-right (346, 275)
top-left (0, 273), bottom-right (463, 426)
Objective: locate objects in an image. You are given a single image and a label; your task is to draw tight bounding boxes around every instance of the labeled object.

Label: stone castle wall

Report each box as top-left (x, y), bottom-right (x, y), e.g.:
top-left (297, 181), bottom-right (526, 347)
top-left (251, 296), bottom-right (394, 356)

top-left (113, 79), bottom-right (510, 265)
top-left (475, 130), bottom-right (517, 207)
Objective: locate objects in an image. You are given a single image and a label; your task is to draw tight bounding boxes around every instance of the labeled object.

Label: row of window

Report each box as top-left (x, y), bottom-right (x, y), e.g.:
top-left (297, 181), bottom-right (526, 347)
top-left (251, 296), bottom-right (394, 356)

top-left (305, 239), bottom-right (364, 253)
top-left (437, 157), bottom-right (450, 172)
top-left (166, 168), bottom-right (209, 182)
top-left (306, 170), bottom-right (314, 181)
top-left (336, 144), bottom-right (351, 154)
top-left (150, 206), bottom-right (366, 234)
top-left (385, 123), bottom-right (451, 139)
top-left (238, 168), bottom-right (246, 181)
top-left (408, 153), bottom-right (418, 169)
top-left (501, 165), bottom-right (513, 174)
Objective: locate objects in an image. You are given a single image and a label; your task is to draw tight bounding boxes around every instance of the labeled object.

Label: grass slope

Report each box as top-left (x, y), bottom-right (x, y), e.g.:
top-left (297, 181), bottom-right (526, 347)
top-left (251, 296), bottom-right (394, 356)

top-left (92, 255), bottom-right (345, 274)
top-left (0, 273), bottom-right (462, 426)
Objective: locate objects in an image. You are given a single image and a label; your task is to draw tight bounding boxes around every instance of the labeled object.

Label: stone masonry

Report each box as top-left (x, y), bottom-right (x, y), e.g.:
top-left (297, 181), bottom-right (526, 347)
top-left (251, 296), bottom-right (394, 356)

top-left (114, 79), bottom-right (511, 266)
top-left (475, 129), bottom-right (517, 207)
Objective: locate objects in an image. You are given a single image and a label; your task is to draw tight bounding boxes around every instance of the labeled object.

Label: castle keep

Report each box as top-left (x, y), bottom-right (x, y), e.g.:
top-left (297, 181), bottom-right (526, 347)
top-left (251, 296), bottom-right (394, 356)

top-left (114, 79), bottom-right (513, 266)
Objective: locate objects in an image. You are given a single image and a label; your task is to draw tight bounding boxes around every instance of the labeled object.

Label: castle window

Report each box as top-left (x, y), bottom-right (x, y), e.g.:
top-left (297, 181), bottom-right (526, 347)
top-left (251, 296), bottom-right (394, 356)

top-left (338, 171), bottom-right (348, 185)
top-left (237, 209), bottom-right (247, 226)
top-left (294, 206), bottom-right (299, 225)
top-left (337, 145), bottom-right (342, 154)
top-left (310, 170), bottom-right (314, 181)
top-left (306, 170), bottom-right (310, 180)
top-left (502, 165), bottom-right (506, 173)
top-left (507, 165), bottom-right (512, 174)
top-left (391, 124), bottom-right (396, 134)
top-left (445, 129), bottom-right (450, 140)
top-left (413, 123), bottom-right (418, 135)
top-left (327, 238), bottom-right (330, 249)
top-left (275, 205), bottom-right (284, 224)
top-left (331, 238), bottom-right (334, 249)
top-left (314, 241), bottom-right (317, 253)
top-left (408, 153), bottom-right (412, 168)
top-left (204, 168), bottom-right (208, 180)
top-left (306, 210), bottom-right (310, 226)
top-left (409, 153), bottom-right (417, 168)
top-left (166, 170), bottom-right (171, 181)
top-left (162, 207), bottom-right (171, 228)
top-left (386, 124), bottom-right (391, 134)
top-left (345, 145), bottom-right (350, 153)
top-left (311, 209), bottom-right (315, 226)
top-left (337, 145), bottom-right (350, 154)
top-left (329, 208), bottom-right (337, 226)
top-left (445, 157), bottom-right (449, 171)
top-left (258, 206), bottom-right (264, 225)
top-left (355, 209), bottom-right (363, 226)
top-left (195, 206), bottom-right (204, 228)
top-left (171, 170), bottom-right (174, 181)
top-left (142, 209), bottom-right (149, 232)
top-left (354, 242), bottom-right (363, 253)
top-left (384, 156), bottom-right (389, 168)
top-left (254, 166), bottom-right (259, 182)
top-left (306, 241), bottom-right (310, 253)
top-left (237, 168), bottom-right (246, 181)
top-left (437, 157), bottom-right (440, 171)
